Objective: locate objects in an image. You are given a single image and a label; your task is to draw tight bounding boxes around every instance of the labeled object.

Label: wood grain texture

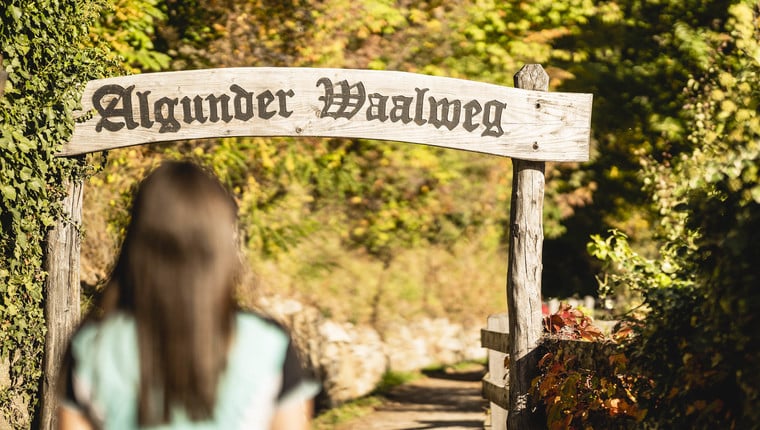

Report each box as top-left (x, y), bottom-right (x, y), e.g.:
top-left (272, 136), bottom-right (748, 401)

top-left (61, 67), bottom-right (592, 161)
top-left (506, 64), bottom-right (548, 430)
top-left (481, 329), bottom-right (511, 354)
top-left (482, 378), bottom-right (510, 411)
top-left (484, 313), bottom-right (509, 429)
top-left (41, 179), bottom-right (83, 430)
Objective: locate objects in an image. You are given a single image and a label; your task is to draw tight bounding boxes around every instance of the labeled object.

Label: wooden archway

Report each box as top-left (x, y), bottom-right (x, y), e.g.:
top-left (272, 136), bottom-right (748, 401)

top-left (43, 65), bottom-right (592, 429)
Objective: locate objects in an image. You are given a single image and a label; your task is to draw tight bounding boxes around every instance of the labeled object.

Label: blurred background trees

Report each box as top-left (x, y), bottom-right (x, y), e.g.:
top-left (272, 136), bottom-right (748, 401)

top-left (87, 1), bottom-right (759, 425)
top-left (78, 0), bottom-right (758, 327)
top-left (82, 0), bottom-right (756, 311)
top-left (2, 0), bottom-right (757, 425)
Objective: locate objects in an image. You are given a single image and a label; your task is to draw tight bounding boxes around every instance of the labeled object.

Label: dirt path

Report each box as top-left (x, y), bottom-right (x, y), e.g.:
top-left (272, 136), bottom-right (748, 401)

top-left (333, 364), bottom-right (490, 430)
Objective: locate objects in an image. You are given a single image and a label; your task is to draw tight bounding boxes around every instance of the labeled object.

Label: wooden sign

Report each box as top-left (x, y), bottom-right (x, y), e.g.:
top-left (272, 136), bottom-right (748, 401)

top-left (61, 67), bottom-right (592, 161)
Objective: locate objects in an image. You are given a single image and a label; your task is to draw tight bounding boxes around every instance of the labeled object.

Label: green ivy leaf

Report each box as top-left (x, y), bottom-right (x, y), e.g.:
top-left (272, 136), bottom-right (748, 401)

top-left (1, 185), bottom-right (17, 201)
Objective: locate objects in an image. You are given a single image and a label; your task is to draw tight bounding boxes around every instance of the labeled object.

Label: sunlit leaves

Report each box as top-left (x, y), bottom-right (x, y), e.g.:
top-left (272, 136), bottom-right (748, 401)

top-left (91, 0), bottom-right (170, 72)
top-left (588, 1), bottom-right (760, 427)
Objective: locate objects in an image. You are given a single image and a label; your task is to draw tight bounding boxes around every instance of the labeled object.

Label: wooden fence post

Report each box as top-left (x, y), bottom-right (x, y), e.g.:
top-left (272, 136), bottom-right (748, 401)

top-left (506, 64), bottom-right (548, 429)
top-left (41, 179), bottom-right (83, 430)
top-left (481, 313), bottom-right (509, 429)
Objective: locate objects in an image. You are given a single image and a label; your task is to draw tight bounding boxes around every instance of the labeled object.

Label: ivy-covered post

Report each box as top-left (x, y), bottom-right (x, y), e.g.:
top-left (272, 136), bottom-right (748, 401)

top-left (0, 54), bottom-right (7, 99)
top-left (506, 64), bottom-right (548, 429)
top-left (41, 178), bottom-right (83, 430)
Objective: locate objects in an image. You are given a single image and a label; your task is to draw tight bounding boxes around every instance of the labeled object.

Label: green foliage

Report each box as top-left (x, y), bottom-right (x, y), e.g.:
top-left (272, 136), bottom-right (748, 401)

top-left (125, 1), bottom-right (520, 267)
top-left (589, 1), bottom-right (760, 427)
top-left (588, 229), bottom-right (696, 312)
top-left (75, 1), bottom-right (603, 310)
top-left (73, 2), bottom-right (518, 336)
top-left (374, 370), bottom-right (422, 394)
top-left (10, 0), bottom-right (759, 426)
top-left (159, 137), bottom-right (322, 258)
top-left (451, 0), bottom-right (760, 296)
top-left (158, 0), bottom-right (314, 68)
top-left (455, 0), bottom-right (596, 85)
top-left (83, 0), bottom-right (756, 338)
top-left (312, 395), bottom-right (382, 429)
top-left (91, 0), bottom-right (171, 72)
top-left (332, 141), bottom-right (503, 265)
top-left (0, 0), bottom-right (116, 425)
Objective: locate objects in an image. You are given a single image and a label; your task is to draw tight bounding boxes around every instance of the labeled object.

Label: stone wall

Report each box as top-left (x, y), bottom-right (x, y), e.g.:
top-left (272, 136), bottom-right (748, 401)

top-left (258, 296), bottom-right (486, 407)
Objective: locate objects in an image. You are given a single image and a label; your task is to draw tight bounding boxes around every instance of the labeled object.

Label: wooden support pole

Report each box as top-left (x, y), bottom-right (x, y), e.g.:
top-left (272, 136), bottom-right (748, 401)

top-left (0, 54), bottom-right (7, 99)
top-left (506, 64), bottom-right (548, 429)
top-left (41, 179), bottom-right (83, 430)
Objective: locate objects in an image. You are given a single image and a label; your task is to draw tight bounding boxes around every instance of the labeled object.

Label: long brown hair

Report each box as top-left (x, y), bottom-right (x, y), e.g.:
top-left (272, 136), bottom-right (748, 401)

top-left (99, 160), bottom-right (240, 425)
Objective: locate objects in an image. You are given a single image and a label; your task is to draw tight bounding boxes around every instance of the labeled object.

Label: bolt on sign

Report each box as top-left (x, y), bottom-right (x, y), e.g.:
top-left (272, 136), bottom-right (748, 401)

top-left (61, 67), bottom-right (592, 161)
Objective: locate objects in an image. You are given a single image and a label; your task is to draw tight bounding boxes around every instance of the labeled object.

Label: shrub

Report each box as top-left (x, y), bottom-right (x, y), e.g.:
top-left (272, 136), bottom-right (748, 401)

top-left (588, 2), bottom-right (759, 428)
top-left (532, 304), bottom-right (648, 429)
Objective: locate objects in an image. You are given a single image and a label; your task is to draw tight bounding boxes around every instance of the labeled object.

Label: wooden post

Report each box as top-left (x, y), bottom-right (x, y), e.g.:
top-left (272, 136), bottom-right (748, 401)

top-left (0, 54), bottom-right (7, 99)
top-left (41, 179), bottom-right (83, 430)
top-left (506, 64), bottom-right (548, 429)
top-left (482, 313), bottom-right (509, 429)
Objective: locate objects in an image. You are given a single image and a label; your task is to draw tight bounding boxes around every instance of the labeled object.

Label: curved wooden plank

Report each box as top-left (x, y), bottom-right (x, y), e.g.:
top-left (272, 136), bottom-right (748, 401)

top-left (61, 67), bottom-right (592, 161)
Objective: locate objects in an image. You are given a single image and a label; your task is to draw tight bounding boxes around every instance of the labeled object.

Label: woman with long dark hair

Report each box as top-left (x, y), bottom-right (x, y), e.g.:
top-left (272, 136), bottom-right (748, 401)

top-left (58, 161), bottom-right (317, 429)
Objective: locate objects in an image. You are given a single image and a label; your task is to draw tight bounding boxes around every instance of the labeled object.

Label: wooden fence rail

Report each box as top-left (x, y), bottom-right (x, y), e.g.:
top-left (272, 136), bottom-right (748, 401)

top-left (481, 314), bottom-right (622, 430)
top-left (482, 313), bottom-right (510, 429)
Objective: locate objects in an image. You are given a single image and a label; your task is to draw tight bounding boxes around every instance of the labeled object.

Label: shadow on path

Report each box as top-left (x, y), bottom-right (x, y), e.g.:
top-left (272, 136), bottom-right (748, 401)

top-left (334, 363), bottom-right (489, 430)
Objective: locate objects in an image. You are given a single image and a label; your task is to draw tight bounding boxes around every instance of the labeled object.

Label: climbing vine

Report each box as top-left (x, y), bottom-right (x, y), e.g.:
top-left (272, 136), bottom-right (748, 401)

top-left (0, 0), bottom-right (116, 426)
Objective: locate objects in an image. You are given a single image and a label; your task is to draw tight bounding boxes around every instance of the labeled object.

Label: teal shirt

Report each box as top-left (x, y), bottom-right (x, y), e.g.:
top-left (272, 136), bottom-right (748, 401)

top-left (65, 312), bottom-right (319, 429)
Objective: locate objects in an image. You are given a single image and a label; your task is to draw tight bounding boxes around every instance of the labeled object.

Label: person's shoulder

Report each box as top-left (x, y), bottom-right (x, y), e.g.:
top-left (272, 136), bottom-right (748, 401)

top-left (72, 312), bottom-right (134, 347)
top-left (235, 311), bottom-right (291, 340)
top-left (68, 312), bottom-right (140, 384)
top-left (230, 311), bottom-right (294, 370)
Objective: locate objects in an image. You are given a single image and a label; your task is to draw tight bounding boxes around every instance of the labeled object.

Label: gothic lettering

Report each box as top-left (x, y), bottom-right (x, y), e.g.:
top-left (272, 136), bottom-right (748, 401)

top-left (276, 89), bottom-right (294, 118)
top-left (181, 95), bottom-right (208, 124)
top-left (317, 78), bottom-right (366, 119)
top-left (154, 97), bottom-right (180, 133)
top-left (427, 98), bottom-right (461, 131)
top-left (91, 79), bottom-right (513, 140)
top-left (205, 94), bottom-right (232, 123)
top-left (482, 100), bottom-right (507, 137)
top-left (94, 84), bottom-right (139, 132)
top-left (316, 78), bottom-right (509, 137)
top-left (136, 91), bottom-right (154, 128)
top-left (414, 88), bottom-right (428, 126)
top-left (257, 90), bottom-right (277, 120)
top-left (367, 93), bottom-right (389, 121)
top-left (463, 100), bottom-right (481, 132)
top-left (389, 96), bottom-right (413, 124)
top-left (231, 84), bottom-right (254, 121)
top-left (91, 83), bottom-right (294, 134)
